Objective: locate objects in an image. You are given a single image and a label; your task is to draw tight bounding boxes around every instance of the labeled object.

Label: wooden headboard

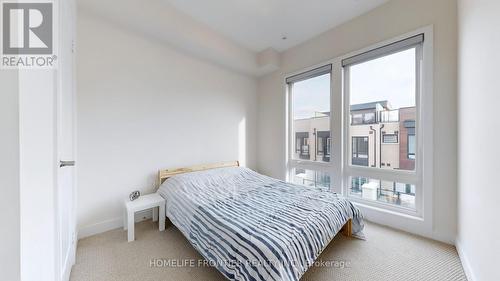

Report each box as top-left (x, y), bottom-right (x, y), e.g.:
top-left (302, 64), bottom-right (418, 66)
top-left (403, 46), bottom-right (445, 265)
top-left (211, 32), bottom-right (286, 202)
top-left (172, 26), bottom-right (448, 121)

top-left (157, 161), bottom-right (239, 187)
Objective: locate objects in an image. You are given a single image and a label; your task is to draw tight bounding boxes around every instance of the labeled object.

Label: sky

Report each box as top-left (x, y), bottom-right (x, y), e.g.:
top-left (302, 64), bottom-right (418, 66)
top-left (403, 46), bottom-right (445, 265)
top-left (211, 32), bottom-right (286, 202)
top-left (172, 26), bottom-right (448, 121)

top-left (293, 48), bottom-right (416, 120)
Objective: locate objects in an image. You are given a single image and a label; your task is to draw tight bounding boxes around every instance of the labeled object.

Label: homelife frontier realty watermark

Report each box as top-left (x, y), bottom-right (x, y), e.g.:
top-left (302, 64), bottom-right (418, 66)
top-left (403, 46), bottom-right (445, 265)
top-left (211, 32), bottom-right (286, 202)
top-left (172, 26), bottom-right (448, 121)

top-left (1, 0), bottom-right (57, 68)
top-left (149, 258), bottom-right (352, 269)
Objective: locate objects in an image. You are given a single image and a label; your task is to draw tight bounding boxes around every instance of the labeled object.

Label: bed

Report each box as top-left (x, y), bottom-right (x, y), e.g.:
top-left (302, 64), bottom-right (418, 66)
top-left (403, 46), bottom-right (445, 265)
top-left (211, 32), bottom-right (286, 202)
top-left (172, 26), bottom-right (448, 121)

top-left (157, 161), bottom-right (364, 281)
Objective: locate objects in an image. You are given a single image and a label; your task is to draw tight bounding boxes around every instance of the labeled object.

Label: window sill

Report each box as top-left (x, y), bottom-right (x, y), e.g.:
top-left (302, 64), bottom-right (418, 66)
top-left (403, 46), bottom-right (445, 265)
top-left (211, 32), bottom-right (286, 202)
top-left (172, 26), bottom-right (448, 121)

top-left (349, 197), bottom-right (421, 219)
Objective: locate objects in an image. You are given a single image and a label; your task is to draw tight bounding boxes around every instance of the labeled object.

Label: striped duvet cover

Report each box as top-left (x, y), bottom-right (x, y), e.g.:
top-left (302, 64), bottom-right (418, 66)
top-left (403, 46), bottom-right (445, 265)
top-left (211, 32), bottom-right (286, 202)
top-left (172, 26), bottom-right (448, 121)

top-left (158, 167), bottom-right (364, 281)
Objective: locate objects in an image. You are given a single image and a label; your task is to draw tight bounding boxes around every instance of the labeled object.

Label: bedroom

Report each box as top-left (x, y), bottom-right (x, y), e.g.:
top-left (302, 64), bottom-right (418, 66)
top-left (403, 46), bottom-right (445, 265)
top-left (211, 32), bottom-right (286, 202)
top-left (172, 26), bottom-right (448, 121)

top-left (0, 0), bottom-right (498, 280)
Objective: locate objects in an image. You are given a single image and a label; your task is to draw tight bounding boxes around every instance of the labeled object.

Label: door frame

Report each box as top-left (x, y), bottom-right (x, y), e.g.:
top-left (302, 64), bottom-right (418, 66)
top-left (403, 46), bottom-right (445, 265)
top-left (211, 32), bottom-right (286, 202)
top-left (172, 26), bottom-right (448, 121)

top-left (55, 0), bottom-right (77, 280)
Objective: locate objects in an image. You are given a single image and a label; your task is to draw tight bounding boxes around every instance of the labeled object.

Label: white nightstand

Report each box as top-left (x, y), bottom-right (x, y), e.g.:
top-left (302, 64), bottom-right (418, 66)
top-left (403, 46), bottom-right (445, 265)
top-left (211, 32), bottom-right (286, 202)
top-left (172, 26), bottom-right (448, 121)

top-left (124, 193), bottom-right (165, 242)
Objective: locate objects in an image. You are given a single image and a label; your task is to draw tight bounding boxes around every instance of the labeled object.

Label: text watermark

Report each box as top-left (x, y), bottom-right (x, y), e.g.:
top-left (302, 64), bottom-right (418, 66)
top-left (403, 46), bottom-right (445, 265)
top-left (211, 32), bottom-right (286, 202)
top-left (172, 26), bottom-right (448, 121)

top-left (149, 258), bottom-right (351, 269)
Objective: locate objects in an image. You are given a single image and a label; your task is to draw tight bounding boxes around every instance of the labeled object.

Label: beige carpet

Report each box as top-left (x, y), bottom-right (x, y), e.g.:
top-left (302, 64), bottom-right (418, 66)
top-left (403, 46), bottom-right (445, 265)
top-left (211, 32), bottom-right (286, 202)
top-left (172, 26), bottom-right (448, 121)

top-left (70, 221), bottom-right (466, 281)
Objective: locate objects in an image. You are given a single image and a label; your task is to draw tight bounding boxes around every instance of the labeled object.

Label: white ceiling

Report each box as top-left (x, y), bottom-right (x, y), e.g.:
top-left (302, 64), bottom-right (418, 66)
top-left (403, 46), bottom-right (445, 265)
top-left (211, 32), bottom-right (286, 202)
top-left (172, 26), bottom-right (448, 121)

top-left (79, 0), bottom-right (389, 76)
top-left (166, 0), bottom-right (389, 52)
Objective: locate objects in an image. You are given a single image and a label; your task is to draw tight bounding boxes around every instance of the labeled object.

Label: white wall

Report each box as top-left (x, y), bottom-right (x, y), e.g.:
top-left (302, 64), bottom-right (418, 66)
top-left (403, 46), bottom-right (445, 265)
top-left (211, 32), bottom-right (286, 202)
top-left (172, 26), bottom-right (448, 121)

top-left (18, 69), bottom-right (59, 281)
top-left (257, 0), bottom-right (457, 243)
top-left (0, 70), bottom-right (20, 281)
top-left (76, 12), bottom-right (258, 237)
top-left (457, 1), bottom-right (500, 280)
top-left (0, 70), bottom-right (57, 281)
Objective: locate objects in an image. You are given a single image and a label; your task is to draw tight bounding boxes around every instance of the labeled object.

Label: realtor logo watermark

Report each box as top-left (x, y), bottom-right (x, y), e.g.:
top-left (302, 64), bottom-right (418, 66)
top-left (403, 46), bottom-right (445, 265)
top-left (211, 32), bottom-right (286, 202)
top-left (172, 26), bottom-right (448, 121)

top-left (1, 0), bottom-right (57, 68)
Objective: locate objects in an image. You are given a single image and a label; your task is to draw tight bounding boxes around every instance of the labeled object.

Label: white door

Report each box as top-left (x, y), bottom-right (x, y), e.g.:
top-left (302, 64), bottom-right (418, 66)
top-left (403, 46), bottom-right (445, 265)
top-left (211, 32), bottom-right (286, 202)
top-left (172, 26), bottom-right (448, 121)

top-left (57, 0), bottom-right (77, 280)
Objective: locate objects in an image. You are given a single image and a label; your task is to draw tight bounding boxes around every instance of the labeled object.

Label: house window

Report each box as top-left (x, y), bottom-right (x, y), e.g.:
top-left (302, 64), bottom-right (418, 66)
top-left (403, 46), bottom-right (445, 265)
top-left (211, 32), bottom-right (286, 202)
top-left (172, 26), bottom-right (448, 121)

top-left (295, 132), bottom-right (310, 159)
top-left (286, 29), bottom-right (432, 221)
top-left (363, 112), bottom-right (376, 124)
top-left (351, 112), bottom-right (376, 125)
top-left (380, 110), bottom-right (399, 123)
top-left (343, 33), bottom-right (424, 211)
top-left (352, 137), bottom-right (369, 166)
top-left (351, 114), bottom-right (363, 125)
top-left (317, 136), bottom-right (324, 155)
top-left (383, 134), bottom-right (398, 143)
top-left (287, 65), bottom-right (332, 188)
top-left (405, 120), bottom-right (416, 160)
top-left (316, 131), bottom-right (330, 162)
top-left (408, 134), bottom-right (416, 159)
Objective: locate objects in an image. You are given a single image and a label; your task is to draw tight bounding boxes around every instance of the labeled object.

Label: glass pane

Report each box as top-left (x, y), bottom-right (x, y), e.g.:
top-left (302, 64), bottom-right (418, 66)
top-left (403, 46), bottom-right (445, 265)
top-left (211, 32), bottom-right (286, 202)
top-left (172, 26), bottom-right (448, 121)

top-left (408, 134), bottom-right (416, 160)
top-left (363, 112), bottom-right (376, 124)
top-left (292, 73), bottom-right (331, 162)
top-left (352, 137), bottom-right (369, 166)
top-left (382, 134), bottom-right (398, 143)
top-left (349, 176), bottom-right (415, 209)
top-left (292, 169), bottom-right (331, 189)
top-left (348, 48), bottom-right (416, 171)
top-left (352, 114), bottom-right (363, 125)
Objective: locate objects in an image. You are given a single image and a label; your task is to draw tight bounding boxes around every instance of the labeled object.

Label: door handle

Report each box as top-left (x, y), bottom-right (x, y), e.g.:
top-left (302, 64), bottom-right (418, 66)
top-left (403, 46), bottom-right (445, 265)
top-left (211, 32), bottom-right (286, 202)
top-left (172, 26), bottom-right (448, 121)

top-left (59, 160), bottom-right (75, 168)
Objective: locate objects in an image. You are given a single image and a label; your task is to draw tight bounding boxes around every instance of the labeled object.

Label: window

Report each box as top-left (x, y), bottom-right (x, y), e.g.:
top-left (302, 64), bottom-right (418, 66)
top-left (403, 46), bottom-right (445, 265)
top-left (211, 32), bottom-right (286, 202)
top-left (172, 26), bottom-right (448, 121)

top-left (349, 177), bottom-right (416, 209)
top-left (289, 68), bottom-right (331, 163)
top-left (363, 112), bottom-right (376, 124)
top-left (287, 65), bottom-right (332, 189)
top-left (382, 134), bottom-right (398, 143)
top-left (352, 137), bottom-right (369, 166)
top-left (316, 131), bottom-right (330, 162)
top-left (286, 29), bottom-right (431, 222)
top-left (380, 110), bottom-right (399, 123)
top-left (343, 34), bottom-right (423, 211)
top-left (351, 114), bottom-right (363, 125)
top-left (347, 47), bottom-right (417, 171)
top-left (405, 119), bottom-right (416, 160)
top-left (295, 132), bottom-right (310, 159)
top-left (408, 134), bottom-right (416, 159)
top-left (351, 112), bottom-right (376, 125)
top-left (292, 168), bottom-right (331, 189)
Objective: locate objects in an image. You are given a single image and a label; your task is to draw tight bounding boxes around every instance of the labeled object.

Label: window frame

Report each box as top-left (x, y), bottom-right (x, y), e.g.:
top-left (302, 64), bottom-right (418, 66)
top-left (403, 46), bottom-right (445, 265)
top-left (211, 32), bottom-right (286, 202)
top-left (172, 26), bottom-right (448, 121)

top-left (407, 134), bottom-right (416, 159)
top-left (340, 27), bottom-right (433, 223)
top-left (343, 41), bottom-right (422, 215)
top-left (363, 112), bottom-right (376, 124)
top-left (285, 26), bottom-right (433, 235)
top-left (286, 66), bottom-right (335, 187)
top-left (351, 136), bottom-right (369, 166)
top-left (326, 137), bottom-right (331, 156)
top-left (382, 134), bottom-right (399, 144)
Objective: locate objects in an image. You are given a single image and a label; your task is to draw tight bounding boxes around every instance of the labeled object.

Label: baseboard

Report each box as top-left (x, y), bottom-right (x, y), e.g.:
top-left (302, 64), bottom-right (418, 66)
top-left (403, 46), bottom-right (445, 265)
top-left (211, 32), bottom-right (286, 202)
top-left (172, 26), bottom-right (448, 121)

top-left (455, 238), bottom-right (476, 281)
top-left (78, 209), bottom-right (153, 239)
